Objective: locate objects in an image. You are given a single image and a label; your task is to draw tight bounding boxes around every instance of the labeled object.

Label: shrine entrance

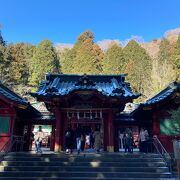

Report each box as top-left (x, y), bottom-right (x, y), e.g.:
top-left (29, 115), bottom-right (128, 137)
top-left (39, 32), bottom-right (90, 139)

top-left (118, 126), bottom-right (139, 152)
top-left (32, 125), bottom-right (52, 151)
top-left (30, 74), bottom-right (140, 152)
top-left (66, 109), bottom-right (104, 150)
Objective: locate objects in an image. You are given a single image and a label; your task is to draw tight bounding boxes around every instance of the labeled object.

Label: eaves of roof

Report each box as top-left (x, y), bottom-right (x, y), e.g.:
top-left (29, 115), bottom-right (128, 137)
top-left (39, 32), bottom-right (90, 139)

top-left (140, 81), bottom-right (180, 107)
top-left (30, 74), bottom-right (140, 99)
top-left (0, 82), bottom-right (28, 108)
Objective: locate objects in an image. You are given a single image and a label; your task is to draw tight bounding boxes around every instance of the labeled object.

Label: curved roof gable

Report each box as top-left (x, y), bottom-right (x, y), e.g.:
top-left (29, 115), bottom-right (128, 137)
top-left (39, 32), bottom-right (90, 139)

top-left (142, 81), bottom-right (180, 107)
top-left (0, 82), bottom-right (28, 107)
top-left (31, 74), bottom-right (140, 99)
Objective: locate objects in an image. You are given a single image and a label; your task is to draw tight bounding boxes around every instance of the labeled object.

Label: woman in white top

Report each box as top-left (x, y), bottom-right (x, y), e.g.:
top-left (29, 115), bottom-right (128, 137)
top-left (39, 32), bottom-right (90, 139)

top-left (139, 128), bottom-right (149, 153)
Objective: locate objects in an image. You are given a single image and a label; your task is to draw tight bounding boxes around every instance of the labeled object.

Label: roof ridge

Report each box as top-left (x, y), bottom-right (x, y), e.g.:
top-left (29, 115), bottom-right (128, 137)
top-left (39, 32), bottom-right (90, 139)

top-left (0, 83), bottom-right (27, 104)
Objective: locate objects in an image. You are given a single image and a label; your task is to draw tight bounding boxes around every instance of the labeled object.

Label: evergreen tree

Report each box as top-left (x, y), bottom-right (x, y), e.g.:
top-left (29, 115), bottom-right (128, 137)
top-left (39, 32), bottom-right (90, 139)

top-left (71, 31), bottom-right (104, 74)
top-left (0, 32), bottom-right (12, 86)
top-left (59, 48), bottom-right (76, 74)
top-left (123, 40), bottom-right (152, 101)
top-left (23, 43), bottom-right (35, 69)
top-left (0, 46), bottom-right (4, 79)
top-left (172, 35), bottom-right (180, 81)
top-left (9, 43), bottom-right (34, 85)
top-left (0, 31), bottom-right (6, 83)
top-left (0, 47), bottom-right (13, 86)
top-left (11, 44), bottom-right (35, 97)
top-left (151, 39), bottom-right (176, 94)
top-left (0, 31), bottom-right (6, 46)
top-left (103, 44), bottom-right (126, 74)
top-left (29, 40), bottom-right (60, 86)
top-left (158, 38), bottom-right (171, 63)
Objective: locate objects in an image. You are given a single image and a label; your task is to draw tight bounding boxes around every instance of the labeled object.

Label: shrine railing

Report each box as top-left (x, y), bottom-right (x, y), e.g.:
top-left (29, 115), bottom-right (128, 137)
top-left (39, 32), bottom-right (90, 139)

top-left (152, 135), bottom-right (172, 177)
top-left (0, 135), bottom-right (24, 162)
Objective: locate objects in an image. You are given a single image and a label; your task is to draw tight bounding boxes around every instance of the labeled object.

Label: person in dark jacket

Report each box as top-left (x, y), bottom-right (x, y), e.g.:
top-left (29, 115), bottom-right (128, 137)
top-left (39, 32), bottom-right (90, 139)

top-left (65, 126), bottom-right (74, 154)
top-left (75, 125), bottom-right (83, 154)
top-left (123, 132), bottom-right (131, 153)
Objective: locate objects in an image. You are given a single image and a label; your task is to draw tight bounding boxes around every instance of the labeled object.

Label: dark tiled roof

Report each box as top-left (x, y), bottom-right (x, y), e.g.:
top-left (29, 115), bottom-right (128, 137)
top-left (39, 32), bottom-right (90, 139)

top-left (30, 74), bottom-right (140, 99)
top-left (0, 82), bottom-right (28, 106)
top-left (142, 81), bottom-right (180, 107)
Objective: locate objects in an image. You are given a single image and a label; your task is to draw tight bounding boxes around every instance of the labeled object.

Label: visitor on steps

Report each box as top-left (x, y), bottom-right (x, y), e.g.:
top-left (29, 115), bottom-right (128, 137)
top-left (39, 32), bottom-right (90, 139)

top-left (65, 126), bottom-right (74, 154)
top-left (94, 126), bottom-right (102, 153)
top-left (80, 133), bottom-right (85, 152)
top-left (35, 137), bottom-right (42, 153)
top-left (89, 128), bottom-right (95, 149)
top-left (139, 127), bottom-right (149, 153)
top-left (126, 128), bottom-right (134, 153)
top-left (123, 132), bottom-right (131, 153)
top-left (75, 125), bottom-right (83, 154)
top-left (34, 126), bottom-right (44, 153)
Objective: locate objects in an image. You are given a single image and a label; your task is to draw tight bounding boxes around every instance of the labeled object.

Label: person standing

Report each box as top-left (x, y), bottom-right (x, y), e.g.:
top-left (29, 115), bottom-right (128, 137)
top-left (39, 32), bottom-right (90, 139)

top-left (139, 128), bottom-right (149, 153)
top-left (123, 132), bottom-right (131, 153)
top-left (34, 126), bottom-right (44, 153)
top-left (80, 133), bottom-right (85, 152)
top-left (89, 128), bottom-right (95, 149)
top-left (126, 128), bottom-right (134, 153)
top-left (65, 126), bottom-right (74, 154)
top-left (75, 125), bottom-right (82, 154)
top-left (93, 127), bottom-right (102, 153)
top-left (23, 130), bottom-right (28, 151)
top-left (35, 137), bottom-right (42, 153)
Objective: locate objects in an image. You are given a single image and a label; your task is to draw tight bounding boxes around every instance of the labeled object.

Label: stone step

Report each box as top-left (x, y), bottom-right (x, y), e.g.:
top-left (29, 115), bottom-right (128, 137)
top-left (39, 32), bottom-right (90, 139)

top-left (1, 161), bottom-right (167, 167)
top-left (0, 166), bottom-right (169, 173)
top-left (3, 157), bottom-right (165, 162)
top-left (0, 152), bottom-right (171, 179)
top-left (0, 171), bottom-right (172, 178)
top-left (0, 177), bottom-right (173, 180)
top-left (7, 152), bottom-right (162, 158)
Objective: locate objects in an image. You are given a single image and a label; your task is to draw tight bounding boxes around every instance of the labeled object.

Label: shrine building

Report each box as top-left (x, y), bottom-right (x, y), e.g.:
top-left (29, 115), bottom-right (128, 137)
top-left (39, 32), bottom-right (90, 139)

top-left (0, 74), bottom-right (179, 153)
top-left (30, 73), bottom-right (140, 152)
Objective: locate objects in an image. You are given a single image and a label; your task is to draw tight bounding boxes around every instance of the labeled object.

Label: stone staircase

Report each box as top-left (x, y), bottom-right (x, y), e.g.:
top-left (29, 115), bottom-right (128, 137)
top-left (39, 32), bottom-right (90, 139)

top-left (0, 152), bottom-right (172, 180)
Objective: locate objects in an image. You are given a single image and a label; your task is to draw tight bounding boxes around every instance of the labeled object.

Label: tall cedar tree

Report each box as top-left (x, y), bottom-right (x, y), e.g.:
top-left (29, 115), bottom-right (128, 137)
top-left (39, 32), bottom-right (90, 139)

top-left (11, 44), bottom-right (35, 97)
top-left (23, 44), bottom-right (35, 74)
top-left (0, 32), bottom-right (4, 74)
top-left (29, 40), bottom-right (60, 86)
top-left (9, 43), bottom-right (34, 85)
top-left (71, 31), bottom-right (104, 74)
top-left (151, 39), bottom-right (176, 94)
top-left (59, 48), bottom-right (76, 74)
top-left (0, 31), bottom-right (6, 46)
top-left (103, 43), bottom-right (126, 74)
top-left (0, 32), bottom-right (13, 86)
top-left (172, 35), bottom-right (180, 81)
top-left (123, 40), bottom-right (152, 101)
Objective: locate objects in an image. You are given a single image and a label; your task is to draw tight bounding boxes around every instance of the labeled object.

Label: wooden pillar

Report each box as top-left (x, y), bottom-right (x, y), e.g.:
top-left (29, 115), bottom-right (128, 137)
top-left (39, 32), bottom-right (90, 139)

top-left (50, 125), bottom-right (55, 151)
top-left (9, 115), bottom-right (15, 136)
top-left (63, 112), bottom-right (68, 149)
top-left (54, 108), bottom-right (63, 152)
top-left (9, 108), bottom-right (16, 136)
top-left (103, 112), bottom-right (108, 151)
top-left (9, 111), bottom-right (16, 151)
top-left (26, 124), bottom-right (32, 151)
top-left (107, 109), bottom-right (114, 152)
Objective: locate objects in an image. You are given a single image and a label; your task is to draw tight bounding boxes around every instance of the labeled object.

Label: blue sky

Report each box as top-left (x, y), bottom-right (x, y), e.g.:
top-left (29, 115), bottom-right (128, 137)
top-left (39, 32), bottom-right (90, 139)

top-left (0, 0), bottom-right (180, 45)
